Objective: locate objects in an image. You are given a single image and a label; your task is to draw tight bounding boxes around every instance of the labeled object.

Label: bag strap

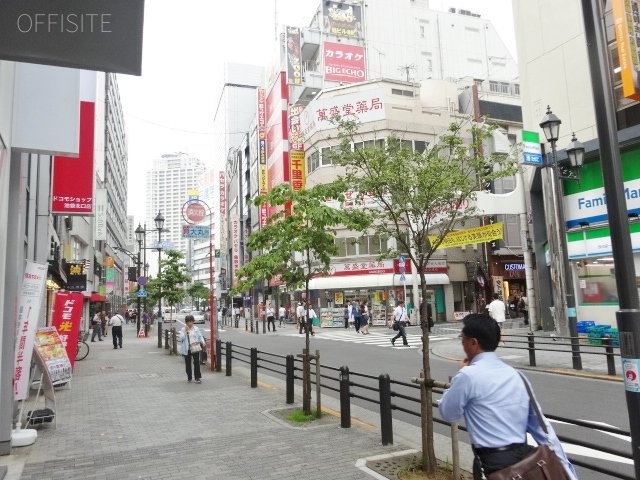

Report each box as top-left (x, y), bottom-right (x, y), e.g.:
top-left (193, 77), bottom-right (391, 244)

top-left (518, 372), bottom-right (548, 435)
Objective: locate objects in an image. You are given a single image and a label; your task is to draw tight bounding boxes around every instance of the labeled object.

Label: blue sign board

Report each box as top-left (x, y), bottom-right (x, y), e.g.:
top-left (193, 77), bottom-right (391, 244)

top-left (137, 287), bottom-right (148, 298)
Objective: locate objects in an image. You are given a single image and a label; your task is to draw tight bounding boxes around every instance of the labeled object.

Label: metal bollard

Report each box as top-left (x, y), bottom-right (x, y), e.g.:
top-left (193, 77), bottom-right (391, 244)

top-left (225, 341), bottom-right (232, 376)
top-left (215, 339), bottom-right (222, 373)
top-left (262, 318), bottom-right (266, 333)
top-left (250, 348), bottom-right (258, 388)
top-left (245, 316), bottom-right (248, 331)
top-left (164, 329), bottom-right (169, 350)
top-left (527, 332), bottom-right (536, 367)
top-left (379, 373), bottom-right (393, 445)
top-left (157, 320), bottom-right (163, 348)
top-left (250, 317), bottom-right (254, 333)
top-left (339, 366), bottom-right (351, 428)
top-left (171, 327), bottom-right (177, 355)
top-left (286, 355), bottom-right (295, 404)
top-left (604, 337), bottom-right (616, 376)
top-left (255, 320), bottom-right (259, 334)
top-left (235, 317), bottom-right (239, 328)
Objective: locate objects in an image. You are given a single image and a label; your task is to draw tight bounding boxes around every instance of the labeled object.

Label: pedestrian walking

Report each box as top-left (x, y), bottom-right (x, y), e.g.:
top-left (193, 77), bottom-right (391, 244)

top-left (101, 311), bottom-right (109, 337)
top-left (266, 304), bottom-right (276, 332)
top-left (178, 315), bottom-right (205, 383)
top-left (91, 310), bottom-right (104, 342)
top-left (438, 313), bottom-right (578, 480)
top-left (278, 305), bottom-right (286, 328)
top-left (487, 293), bottom-right (507, 345)
top-left (108, 311), bottom-right (125, 349)
top-left (351, 300), bottom-right (361, 333)
top-left (359, 300), bottom-right (370, 335)
top-left (303, 303), bottom-right (316, 336)
top-left (519, 295), bottom-right (529, 325)
top-left (296, 302), bottom-right (305, 334)
top-left (390, 300), bottom-right (409, 346)
top-left (343, 305), bottom-right (350, 329)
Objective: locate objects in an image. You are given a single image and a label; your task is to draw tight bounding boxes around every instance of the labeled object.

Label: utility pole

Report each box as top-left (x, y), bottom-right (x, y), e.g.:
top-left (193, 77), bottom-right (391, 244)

top-left (581, 0), bottom-right (640, 476)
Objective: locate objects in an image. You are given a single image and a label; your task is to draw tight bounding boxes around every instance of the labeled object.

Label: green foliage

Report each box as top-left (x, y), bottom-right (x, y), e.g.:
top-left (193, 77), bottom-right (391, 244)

top-left (157, 250), bottom-right (191, 310)
top-left (188, 281), bottom-right (210, 310)
top-left (329, 118), bottom-right (518, 270)
top-left (231, 183), bottom-right (369, 294)
top-left (287, 408), bottom-right (318, 423)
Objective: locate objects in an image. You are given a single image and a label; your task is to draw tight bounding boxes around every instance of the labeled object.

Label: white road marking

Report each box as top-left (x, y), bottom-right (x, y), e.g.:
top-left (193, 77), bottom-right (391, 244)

top-left (284, 330), bottom-right (452, 349)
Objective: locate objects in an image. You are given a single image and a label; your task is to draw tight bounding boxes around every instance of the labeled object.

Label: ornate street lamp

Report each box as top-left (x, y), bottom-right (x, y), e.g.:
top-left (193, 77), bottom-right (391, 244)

top-left (134, 224), bottom-right (145, 334)
top-left (539, 106), bottom-right (584, 370)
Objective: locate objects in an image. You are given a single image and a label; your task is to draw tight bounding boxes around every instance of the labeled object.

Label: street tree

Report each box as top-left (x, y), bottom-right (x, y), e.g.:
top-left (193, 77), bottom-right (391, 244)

top-left (232, 182), bottom-right (369, 414)
top-left (145, 249), bottom-right (191, 321)
top-left (329, 118), bottom-right (518, 474)
top-left (188, 281), bottom-right (210, 310)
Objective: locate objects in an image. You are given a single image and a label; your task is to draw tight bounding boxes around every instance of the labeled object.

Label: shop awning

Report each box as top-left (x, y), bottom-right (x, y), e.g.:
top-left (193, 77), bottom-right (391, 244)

top-left (84, 292), bottom-right (107, 302)
top-left (307, 273), bottom-right (449, 291)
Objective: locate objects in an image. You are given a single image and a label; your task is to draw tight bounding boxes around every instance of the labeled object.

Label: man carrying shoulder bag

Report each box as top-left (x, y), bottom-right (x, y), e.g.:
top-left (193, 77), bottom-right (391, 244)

top-left (438, 313), bottom-right (578, 480)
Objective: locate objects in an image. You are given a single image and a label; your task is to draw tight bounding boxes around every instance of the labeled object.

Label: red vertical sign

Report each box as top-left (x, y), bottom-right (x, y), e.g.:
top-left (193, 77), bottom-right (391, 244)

top-left (50, 291), bottom-right (84, 371)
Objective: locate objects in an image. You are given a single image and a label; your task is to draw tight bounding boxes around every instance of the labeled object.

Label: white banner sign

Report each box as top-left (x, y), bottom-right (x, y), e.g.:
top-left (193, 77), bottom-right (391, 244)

top-left (13, 261), bottom-right (48, 401)
top-left (300, 88), bottom-right (386, 140)
top-left (94, 188), bottom-right (107, 241)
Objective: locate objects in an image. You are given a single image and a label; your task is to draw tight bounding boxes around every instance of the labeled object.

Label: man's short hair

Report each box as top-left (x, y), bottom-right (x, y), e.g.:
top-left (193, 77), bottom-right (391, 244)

top-left (185, 315), bottom-right (195, 323)
top-left (493, 293), bottom-right (500, 300)
top-left (461, 313), bottom-right (501, 351)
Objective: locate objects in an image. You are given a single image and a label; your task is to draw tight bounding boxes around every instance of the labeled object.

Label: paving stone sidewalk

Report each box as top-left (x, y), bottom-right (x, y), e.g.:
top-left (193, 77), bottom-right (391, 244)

top-left (2, 324), bottom-right (421, 480)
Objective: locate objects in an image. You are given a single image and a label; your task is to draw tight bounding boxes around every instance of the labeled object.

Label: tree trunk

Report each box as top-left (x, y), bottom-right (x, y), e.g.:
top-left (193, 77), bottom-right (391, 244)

top-left (419, 276), bottom-right (437, 474)
top-left (303, 276), bottom-right (312, 415)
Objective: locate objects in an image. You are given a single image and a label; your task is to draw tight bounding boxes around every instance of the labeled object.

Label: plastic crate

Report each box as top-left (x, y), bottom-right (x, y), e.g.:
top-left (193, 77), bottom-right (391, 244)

top-left (576, 321), bottom-right (596, 334)
top-left (587, 325), bottom-right (608, 345)
top-left (603, 327), bottom-right (620, 347)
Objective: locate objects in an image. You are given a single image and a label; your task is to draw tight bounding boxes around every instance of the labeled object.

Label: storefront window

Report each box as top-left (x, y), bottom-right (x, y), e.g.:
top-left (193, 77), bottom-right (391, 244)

top-left (577, 259), bottom-right (619, 305)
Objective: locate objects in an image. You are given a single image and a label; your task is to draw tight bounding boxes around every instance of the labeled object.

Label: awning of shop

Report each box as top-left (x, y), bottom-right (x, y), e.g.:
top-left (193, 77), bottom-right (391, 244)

top-left (307, 273), bottom-right (449, 290)
top-left (84, 292), bottom-right (107, 302)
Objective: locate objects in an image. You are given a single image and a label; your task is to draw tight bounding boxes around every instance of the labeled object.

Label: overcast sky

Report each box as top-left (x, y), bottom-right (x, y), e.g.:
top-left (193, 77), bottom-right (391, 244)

top-left (118, 0), bottom-right (516, 223)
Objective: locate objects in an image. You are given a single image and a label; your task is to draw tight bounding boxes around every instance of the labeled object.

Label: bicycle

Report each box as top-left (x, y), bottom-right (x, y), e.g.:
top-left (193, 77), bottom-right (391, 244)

top-left (76, 331), bottom-right (90, 361)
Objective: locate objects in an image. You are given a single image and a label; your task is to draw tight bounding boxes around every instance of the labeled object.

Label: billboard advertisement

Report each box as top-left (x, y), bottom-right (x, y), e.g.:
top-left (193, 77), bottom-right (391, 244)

top-left (612, 0), bottom-right (640, 100)
top-left (323, 2), bottom-right (363, 38)
top-left (265, 73), bottom-right (289, 217)
top-left (51, 70), bottom-right (96, 215)
top-left (0, 0), bottom-right (144, 75)
top-left (323, 41), bottom-right (366, 83)
top-left (286, 26), bottom-right (302, 85)
top-left (258, 88), bottom-right (269, 228)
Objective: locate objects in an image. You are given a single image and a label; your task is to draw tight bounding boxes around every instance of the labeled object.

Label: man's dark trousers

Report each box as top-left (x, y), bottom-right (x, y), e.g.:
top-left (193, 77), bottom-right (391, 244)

top-left (473, 444), bottom-right (534, 479)
top-left (112, 325), bottom-right (123, 348)
top-left (391, 322), bottom-right (408, 345)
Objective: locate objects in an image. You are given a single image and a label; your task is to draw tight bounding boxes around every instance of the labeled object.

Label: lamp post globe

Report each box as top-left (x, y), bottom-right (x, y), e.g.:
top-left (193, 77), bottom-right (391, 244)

top-left (539, 105), bottom-right (561, 143)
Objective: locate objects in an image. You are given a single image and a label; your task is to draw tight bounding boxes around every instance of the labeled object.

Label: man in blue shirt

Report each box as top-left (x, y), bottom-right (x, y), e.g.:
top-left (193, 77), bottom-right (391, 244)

top-left (438, 313), bottom-right (577, 479)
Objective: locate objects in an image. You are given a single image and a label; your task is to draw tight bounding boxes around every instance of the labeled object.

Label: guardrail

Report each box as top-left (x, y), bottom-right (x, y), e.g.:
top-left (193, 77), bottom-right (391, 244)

top-left (501, 332), bottom-right (620, 375)
top-left (160, 335), bottom-right (633, 479)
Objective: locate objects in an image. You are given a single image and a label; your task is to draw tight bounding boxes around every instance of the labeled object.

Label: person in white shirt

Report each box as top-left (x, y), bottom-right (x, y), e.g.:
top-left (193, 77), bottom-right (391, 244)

top-left (303, 303), bottom-right (316, 336)
top-left (487, 293), bottom-right (507, 325)
top-left (391, 300), bottom-right (409, 346)
top-left (296, 302), bottom-right (305, 334)
top-left (108, 311), bottom-right (125, 349)
top-left (265, 304), bottom-right (276, 332)
top-left (278, 305), bottom-right (286, 328)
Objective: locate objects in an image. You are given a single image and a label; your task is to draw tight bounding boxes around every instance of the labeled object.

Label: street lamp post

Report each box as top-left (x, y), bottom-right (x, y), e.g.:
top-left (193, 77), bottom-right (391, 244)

top-left (135, 224), bottom-right (145, 335)
top-left (155, 211), bottom-right (165, 348)
top-left (539, 106), bottom-right (584, 370)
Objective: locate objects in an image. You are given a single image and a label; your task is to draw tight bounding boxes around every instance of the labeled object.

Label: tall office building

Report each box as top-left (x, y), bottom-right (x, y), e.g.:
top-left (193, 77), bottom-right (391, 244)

top-left (145, 152), bottom-right (206, 272)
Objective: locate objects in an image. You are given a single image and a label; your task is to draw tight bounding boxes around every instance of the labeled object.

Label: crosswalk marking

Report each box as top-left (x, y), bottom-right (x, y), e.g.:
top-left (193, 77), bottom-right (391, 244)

top-left (284, 330), bottom-right (453, 349)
